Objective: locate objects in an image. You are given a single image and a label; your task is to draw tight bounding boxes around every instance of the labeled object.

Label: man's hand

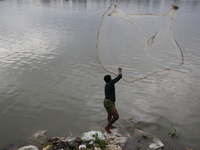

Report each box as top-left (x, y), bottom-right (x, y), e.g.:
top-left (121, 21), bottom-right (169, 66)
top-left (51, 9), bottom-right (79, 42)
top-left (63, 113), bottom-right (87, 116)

top-left (118, 67), bottom-right (122, 73)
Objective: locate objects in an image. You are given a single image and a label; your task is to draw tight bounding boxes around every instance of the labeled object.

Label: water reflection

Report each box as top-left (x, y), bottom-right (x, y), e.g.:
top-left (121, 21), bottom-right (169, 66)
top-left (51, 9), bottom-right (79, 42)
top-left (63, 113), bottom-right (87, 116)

top-left (0, 0), bottom-right (200, 149)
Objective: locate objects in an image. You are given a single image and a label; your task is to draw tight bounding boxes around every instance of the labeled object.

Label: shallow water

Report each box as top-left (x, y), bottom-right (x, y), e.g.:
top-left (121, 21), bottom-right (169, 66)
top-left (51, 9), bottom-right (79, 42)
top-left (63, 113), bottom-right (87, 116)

top-left (0, 0), bottom-right (200, 149)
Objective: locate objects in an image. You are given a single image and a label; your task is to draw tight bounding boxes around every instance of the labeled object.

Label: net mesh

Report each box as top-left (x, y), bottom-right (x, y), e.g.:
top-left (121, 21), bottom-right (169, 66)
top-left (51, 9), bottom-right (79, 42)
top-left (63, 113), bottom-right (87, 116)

top-left (97, 4), bottom-right (183, 83)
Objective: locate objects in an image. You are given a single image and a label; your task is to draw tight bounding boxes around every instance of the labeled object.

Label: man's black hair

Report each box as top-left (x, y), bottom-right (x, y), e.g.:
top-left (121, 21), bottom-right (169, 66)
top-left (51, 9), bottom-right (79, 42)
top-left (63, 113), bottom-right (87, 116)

top-left (104, 75), bottom-right (111, 83)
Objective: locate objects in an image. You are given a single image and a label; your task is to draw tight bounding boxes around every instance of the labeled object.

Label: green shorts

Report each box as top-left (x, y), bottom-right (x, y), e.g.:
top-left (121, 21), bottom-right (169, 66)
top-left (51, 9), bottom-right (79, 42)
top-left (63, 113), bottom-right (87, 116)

top-left (104, 99), bottom-right (115, 113)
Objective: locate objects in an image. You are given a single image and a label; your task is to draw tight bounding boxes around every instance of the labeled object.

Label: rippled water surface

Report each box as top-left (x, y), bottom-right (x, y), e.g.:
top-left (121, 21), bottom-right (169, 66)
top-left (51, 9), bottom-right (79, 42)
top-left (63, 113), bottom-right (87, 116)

top-left (0, 0), bottom-right (200, 149)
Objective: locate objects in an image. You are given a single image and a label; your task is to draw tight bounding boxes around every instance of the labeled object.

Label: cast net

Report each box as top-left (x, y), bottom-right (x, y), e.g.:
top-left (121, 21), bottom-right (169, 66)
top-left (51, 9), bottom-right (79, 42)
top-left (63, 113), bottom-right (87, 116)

top-left (97, 4), bottom-right (184, 82)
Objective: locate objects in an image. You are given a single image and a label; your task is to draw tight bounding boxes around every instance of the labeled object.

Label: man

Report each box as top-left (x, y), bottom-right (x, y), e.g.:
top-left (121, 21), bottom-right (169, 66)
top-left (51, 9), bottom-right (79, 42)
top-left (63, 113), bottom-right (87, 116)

top-left (103, 67), bottom-right (122, 134)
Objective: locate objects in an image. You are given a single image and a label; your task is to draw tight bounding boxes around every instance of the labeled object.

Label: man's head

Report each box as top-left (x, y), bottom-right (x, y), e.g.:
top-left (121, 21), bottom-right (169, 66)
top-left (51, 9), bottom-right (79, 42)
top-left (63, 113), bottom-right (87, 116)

top-left (104, 75), bottom-right (111, 83)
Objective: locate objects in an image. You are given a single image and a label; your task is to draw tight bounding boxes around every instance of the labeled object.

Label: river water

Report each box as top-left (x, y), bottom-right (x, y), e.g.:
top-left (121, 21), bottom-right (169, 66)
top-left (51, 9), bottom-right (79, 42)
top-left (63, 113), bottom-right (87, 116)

top-left (0, 0), bottom-right (200, 149)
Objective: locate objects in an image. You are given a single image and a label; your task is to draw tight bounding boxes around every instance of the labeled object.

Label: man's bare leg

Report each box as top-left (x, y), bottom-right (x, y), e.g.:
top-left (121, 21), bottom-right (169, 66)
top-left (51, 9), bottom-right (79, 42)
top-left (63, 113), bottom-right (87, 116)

top-left (107, 113), bottom-right (116, 129)
top-left (107, 113), bottom-right (112, 122)
top-left (105, 107), bottom-right (119, 134)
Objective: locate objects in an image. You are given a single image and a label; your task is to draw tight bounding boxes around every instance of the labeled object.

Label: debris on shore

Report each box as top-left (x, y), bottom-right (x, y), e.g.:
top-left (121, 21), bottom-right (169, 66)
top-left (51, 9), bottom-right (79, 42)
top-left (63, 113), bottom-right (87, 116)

top-left (15, 126), bottom-right (165, 150)
top-left (17, 128), bottom-right (129, 150)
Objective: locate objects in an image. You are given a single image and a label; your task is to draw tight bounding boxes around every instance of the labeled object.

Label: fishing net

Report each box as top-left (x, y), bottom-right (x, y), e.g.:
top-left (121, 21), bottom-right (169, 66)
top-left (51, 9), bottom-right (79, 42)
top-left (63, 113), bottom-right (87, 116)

top-left (97, 4), bottom-right (183, 82)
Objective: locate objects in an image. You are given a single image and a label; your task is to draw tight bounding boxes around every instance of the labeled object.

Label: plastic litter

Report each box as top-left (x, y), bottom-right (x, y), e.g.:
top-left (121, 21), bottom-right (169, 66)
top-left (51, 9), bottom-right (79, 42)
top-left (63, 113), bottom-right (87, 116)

top-left (68, 131), bottom-right (73, 137)
top-left (81, 131), bottom-right (106, 141)
top-left (149, 136), bottom-right (164, 149)
top-left (65, 136), bottom-right (82, 149)
top-left (89, 141), bottom-right (95, 144)
top-left (17, 145), bottom-right (38, 150)
top-left (42, 145), bottom-right (52, 150)
top-left (134, 129), bottom-right (164, 150)
top-left (134, 129), bottom-right (148, 136)
top-left (29, 130), bottom-right (47, 143)
top-left (79, 144), bottom-right (86, 149)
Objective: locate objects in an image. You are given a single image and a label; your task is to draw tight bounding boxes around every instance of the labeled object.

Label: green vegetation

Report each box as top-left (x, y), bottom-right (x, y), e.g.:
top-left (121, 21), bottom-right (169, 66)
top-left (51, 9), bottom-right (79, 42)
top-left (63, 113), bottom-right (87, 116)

top-left (40, 138), bottom-right (51, 147)
top-left (168, 128), bottom-right (181, 138)
top-left (137, 145), bottom-right (143, 150)
top-left (136, 134), bottom-right (150, 150)
top-left (86, 133), bottom-right (107, 150)
top-left (142, 135), bottom-right (149, 140)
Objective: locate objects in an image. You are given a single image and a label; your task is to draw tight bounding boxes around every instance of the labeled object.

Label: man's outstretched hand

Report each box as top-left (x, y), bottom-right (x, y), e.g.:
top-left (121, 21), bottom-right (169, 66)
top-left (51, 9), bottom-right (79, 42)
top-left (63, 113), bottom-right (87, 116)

top-left (118, 67), bottom-right (122, 72)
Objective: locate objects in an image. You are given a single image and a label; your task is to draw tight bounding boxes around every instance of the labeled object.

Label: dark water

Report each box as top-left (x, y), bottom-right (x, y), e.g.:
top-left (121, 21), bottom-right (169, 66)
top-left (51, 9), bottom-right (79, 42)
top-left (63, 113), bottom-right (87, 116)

top-left (0, 0), bottom-right (200, 149)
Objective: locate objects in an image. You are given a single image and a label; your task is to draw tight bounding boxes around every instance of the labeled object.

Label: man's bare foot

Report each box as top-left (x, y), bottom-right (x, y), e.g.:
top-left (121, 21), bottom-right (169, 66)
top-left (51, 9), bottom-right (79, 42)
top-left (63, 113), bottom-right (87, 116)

top-left (110, 125), bottom-right (117, 129)
top-left (104, 126), bottom-right (112, 134)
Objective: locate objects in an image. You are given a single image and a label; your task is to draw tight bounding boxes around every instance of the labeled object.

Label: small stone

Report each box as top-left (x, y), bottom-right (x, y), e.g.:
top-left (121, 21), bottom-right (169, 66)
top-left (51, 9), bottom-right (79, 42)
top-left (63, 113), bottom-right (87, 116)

top-left (114, 137), bottom-right (128, 148)
top-left (106, 145), bottom-right (122, 150)
top-left (75, 137), bottom-right (82, 144)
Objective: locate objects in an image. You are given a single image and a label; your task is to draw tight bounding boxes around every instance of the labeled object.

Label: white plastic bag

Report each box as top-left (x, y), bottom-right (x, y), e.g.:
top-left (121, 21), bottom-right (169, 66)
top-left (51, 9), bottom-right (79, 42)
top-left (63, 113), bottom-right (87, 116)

top-left (148, 136), bottom-right (164, 149)
top-left (81, 131), bottom-right (106, 141)
top-left (17, 145), bottom-right (38, 150)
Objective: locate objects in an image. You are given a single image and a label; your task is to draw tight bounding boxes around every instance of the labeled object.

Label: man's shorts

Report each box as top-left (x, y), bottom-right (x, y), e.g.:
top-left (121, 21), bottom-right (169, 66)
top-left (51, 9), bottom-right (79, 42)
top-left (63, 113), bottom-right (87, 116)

top-left (104, 99), bottom-right (115, 113)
